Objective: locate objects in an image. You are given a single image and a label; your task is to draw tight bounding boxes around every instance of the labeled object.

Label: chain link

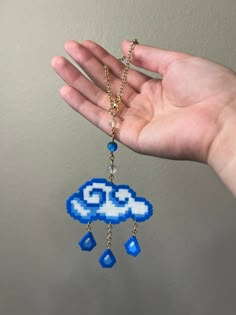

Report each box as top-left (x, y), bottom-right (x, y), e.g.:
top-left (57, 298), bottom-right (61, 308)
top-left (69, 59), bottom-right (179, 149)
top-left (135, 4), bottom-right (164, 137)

top-left (86, 222), bottom-right (91, 232)
top-left (132, 222), bottom-right (138, 236)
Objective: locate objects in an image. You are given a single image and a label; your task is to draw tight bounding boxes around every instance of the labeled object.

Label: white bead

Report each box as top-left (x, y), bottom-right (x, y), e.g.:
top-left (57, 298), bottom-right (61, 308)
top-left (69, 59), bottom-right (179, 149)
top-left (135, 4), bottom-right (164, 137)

top-left (109, 117), bottom-right (119, 129)
top-left (108, 165), bottom-right (117, 174)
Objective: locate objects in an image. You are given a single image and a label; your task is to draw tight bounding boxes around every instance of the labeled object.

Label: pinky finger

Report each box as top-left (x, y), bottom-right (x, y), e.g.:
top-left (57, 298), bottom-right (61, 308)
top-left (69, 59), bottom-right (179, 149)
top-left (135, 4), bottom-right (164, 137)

top-left (60, 86), bottom-right (122, 136)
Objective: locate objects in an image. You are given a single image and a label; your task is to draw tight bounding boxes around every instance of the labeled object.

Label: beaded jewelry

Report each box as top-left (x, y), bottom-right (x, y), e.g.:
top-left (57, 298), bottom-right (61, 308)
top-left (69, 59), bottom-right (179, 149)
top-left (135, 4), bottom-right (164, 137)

top-left (66, 39), bottom-right (153, 268)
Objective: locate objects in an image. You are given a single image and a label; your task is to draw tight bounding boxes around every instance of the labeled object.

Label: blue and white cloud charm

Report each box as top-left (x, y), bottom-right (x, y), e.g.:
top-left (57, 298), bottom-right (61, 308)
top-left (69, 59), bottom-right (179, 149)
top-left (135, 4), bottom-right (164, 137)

top-left (66, 178), bottom-right (153, 224)
top-left (66, 178), bottom-right (153, 268)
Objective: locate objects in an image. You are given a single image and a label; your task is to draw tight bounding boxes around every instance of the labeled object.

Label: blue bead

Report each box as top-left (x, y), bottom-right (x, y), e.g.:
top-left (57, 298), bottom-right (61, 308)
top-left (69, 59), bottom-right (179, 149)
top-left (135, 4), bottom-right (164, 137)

top-left (124, 236), bottom-right (141, 257)
top-left (79, 231), bottom-right (97, 251)
top-left (99, 248), bottom-right (116, 268)
top-left (107, 142), bottom-right (118, 152)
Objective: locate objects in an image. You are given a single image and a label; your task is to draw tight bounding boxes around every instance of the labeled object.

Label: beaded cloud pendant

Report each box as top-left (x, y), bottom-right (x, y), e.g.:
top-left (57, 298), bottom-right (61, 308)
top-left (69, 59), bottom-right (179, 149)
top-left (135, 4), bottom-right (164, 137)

top-left (66, 173), bottom-right (153, 268)
top-left (66, 39), bottom-right (153, 268)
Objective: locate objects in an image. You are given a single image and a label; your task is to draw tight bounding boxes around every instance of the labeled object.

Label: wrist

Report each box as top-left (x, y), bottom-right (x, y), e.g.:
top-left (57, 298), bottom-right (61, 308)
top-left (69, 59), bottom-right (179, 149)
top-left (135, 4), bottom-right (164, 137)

top-left (207, 99), bottom-right (236, 196)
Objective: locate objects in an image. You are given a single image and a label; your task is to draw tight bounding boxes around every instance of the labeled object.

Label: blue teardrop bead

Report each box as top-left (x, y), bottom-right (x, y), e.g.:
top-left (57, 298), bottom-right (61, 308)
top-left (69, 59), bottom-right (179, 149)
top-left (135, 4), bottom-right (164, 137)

top-left (124, 236), bottom-right (141, 257)
top-left (79, 231), bottom-right (97, 251)
top-left (99, 248), bottom-right (116, 268)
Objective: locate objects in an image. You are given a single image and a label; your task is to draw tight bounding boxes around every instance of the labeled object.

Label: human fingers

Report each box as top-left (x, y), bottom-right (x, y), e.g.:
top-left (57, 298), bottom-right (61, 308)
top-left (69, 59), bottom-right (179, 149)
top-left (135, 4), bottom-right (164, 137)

top-left (81, 40), bottom-right (151, 92)
top-left (122, 40), bottom-right (191, 76)
top-left (51, 56), bottom-right (109, 111)
top-left (64, 40), bottom-right (137, 106)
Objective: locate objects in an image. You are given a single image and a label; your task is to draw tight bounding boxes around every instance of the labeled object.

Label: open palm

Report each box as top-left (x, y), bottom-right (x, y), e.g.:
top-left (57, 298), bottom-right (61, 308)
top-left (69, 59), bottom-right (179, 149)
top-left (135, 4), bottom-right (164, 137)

top-left (51, 40), bottom-right (236, 163)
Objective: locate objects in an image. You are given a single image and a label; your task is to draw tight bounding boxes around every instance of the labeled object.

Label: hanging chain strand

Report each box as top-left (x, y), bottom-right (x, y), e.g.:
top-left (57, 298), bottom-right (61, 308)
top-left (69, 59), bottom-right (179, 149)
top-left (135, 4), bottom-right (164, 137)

top-left (132, 221), bottom-right (138, 236)
top-left (106, 223), bottom-right (113, 249)
top-left (104, 39), bottom-right (139, 113)
top-left (104, 39), bottom-right (139, 249)
top-left (86, 222), bottom-right (92, 232)
top-left (105, 38), bottom-right (139, 184)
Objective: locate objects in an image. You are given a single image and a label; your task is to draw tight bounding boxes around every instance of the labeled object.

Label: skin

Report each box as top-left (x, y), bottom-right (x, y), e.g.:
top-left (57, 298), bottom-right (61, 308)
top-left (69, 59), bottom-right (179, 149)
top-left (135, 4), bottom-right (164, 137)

top-left (51, 40), bottom-right (236, 197)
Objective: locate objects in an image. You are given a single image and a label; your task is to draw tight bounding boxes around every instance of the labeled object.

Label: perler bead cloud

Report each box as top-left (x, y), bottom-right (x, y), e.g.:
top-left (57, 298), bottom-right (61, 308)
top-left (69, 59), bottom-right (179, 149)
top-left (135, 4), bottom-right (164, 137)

top-left (66, 178), bottom-right (153, 224)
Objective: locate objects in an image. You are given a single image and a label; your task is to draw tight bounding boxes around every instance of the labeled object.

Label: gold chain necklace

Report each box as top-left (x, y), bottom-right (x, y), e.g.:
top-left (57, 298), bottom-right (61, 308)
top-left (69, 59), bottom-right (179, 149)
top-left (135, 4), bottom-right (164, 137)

top-left (104, 39), bottom-right (138, 184)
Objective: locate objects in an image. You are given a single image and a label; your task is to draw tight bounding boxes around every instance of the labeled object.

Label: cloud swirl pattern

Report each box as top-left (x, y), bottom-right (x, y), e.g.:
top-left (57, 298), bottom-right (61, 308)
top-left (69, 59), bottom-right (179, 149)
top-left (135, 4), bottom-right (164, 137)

top-left (66, 178), bottom-right (153, 224)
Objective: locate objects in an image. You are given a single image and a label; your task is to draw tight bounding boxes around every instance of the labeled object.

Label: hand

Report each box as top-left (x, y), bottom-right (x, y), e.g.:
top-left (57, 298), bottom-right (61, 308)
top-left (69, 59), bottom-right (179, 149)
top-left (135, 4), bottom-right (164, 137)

top-left (51, 40), bottom-right (236, 194)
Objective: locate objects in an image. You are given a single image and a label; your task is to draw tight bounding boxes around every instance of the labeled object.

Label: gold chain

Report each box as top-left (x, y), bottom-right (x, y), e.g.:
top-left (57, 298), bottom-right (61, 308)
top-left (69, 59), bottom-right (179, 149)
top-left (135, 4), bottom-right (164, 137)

top-left (106, 223), bottom-right (113, 249)
top-left (104, 40), bottom-right (139, 249)
top-left (132, 222), bottom-right (138, 236)
top-left (104, 39), bottom-right (139, 114)
top-left (86, 222), bottom-right (91, 232)
top-left (105, 39), bottom-right (138, 185)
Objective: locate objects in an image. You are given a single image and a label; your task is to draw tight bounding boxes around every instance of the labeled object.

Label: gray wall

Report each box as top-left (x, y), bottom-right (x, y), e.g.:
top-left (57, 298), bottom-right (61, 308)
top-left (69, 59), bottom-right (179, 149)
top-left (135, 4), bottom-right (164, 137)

top-left (1, 0), bottom-right (236, 314)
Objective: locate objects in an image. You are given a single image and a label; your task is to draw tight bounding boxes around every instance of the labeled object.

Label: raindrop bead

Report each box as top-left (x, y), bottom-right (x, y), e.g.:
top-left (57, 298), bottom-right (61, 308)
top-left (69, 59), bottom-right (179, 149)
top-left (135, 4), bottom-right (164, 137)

top-left (107, 142), bottom-right (118, 152)
top-left (124, 236), bottom-right (141, 257)
top-left (99, 248), bottom-right (116, 268)
top-left (108, 165), bottom-right (117, 174)
top-left (79, 232), bottom-right (97, 251)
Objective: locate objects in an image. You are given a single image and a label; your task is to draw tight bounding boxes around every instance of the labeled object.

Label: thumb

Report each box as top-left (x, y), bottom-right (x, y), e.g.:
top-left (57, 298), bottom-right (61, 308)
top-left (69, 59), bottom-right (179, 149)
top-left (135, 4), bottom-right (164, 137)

top-left (122, 40), bottom-right (191, 76)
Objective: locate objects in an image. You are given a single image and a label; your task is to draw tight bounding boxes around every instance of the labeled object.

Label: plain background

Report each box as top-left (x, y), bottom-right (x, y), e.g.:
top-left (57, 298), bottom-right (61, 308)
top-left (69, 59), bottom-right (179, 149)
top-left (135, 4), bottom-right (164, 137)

top-left (0, 0), bottom-right (236, 314)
